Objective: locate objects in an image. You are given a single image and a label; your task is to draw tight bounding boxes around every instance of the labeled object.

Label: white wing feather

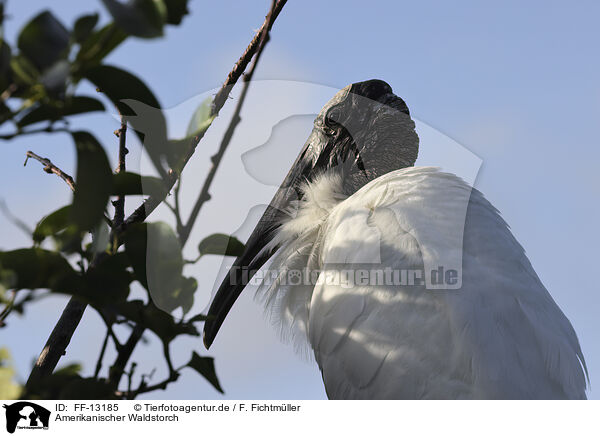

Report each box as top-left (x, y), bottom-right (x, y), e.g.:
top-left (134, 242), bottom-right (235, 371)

top-left (259, 167), bottom-right (587, 399)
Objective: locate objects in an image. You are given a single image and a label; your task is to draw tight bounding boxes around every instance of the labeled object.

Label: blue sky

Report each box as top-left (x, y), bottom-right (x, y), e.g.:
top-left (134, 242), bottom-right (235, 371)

top-left (0, 0), bottom-right (598, 399)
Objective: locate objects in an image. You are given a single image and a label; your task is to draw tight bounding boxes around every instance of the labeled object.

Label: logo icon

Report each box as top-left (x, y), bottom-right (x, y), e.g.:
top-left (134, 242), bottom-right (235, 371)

top-left (2, 402), bottom-right (50, 434)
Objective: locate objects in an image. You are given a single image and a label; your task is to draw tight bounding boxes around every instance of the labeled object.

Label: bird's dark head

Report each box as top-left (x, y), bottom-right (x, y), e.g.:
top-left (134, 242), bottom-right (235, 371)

top-left (302, 79), bottom-right (418, 195)
top-left (203, 79), bottom-right (418, 348)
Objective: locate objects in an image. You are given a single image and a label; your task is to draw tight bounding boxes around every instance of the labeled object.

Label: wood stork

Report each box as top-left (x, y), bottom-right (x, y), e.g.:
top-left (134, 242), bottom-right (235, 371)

top-left (203, 79), bottom-right (588, 399)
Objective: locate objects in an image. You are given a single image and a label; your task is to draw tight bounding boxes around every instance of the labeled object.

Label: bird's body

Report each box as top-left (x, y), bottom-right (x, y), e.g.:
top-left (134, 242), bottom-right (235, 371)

top-left (203, 79), bottom-right (588, 399)
top-left (262, 167), bottom-right (587, 399)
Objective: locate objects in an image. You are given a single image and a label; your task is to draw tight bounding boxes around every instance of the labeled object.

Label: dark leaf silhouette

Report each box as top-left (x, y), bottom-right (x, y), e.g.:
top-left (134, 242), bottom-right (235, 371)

top-left (198, 233), bottom-right (245, 258)
top-left (17, 96), bottom-right (105, 127)
top-left (73, 13), bottom-right (99, 43)
top-left (186, 353), bottom-right (223, 393)
top-left (70, 131), bottom-right (113, 231)
top-left (32, 205), bottom-right (71, 243)
top-left (17, 11), bottom-right (69, 70)
top-left (101, 0), bottom-right (166, 38)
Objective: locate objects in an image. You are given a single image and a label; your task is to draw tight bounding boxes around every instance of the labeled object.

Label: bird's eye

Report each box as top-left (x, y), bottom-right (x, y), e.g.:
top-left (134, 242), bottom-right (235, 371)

top-left (324, 107), bottom-right (342, 129)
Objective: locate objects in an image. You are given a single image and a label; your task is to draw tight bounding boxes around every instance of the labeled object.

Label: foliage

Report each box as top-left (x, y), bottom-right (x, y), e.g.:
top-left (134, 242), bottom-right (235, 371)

top-left (0, 0), bottom-right (253, 400)
top-left (0, 348), bottom-right (22, 400)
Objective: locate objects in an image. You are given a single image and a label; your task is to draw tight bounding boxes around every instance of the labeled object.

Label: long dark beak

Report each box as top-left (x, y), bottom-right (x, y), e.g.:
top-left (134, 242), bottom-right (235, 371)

top-left (203, 128), bottom-right (328, 349)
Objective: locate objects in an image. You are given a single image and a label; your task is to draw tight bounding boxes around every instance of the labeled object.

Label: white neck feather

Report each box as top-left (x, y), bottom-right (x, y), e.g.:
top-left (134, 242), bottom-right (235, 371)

top-left (257, 173), bottom-right (348, 356)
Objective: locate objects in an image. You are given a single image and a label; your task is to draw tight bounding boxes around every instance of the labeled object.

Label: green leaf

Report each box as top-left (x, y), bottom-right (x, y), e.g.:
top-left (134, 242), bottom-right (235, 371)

top-left (17, 11), bottom-right (69, 70)
top-left (186, 352), bottom-right (223, 393)
top-left (0, 348), bottom-right (22, 400)
top-left (17, 96), bottom-right (105, 127)
top-left (10, 54), bottom-right (39, 85)
top-left (73, 13), bottom-right (99, 43)
top-left (0, 249), bottom-right (128, 306)
top-left (114, 299), bottom-right (199, 341)
top-left (163, 97), bottom-right (214, 174)
top-left (124, 222), bottom-right (194, 313)
top-left (112, 171), bottom-right (167, 197)
top-left (75, 23), bottom-right (128, 69)
top-left (146, 222), bottom-right (182, 311)
top-left (178, 276), bottom-right (196, 315)
top-left (123, 223), bottom-right (150, 289)
top-left (90, 220), bottom-right (111, 254)
top-left (0, 248), bottom-right (81, 293)
top-left (84, 253), bottom-right (132, 303)
top-left (52, 227), bottom-right (83, 254)
top-left (186, 96), bottom-right (215, 138)
top-left (145, 222), bottom-right (184, 312)
top-left (24, 363), bottom-right (82, 400)
top-left (55, 363), bottom-right (83, 376)
top-left (102, 0), bottom-right (167, 38)
top-left (70, 131), bottom-right (113, 231)
top-left (84, 64), bottom-right (160, 114)
top-left (164, 0), bottom-right (190, 25)
top-left (0, 40), bottom-right (11, 93)
top-left (198, 233), bottom-right (245, 258)
top-left (33, 205), bottom-right (71, 243)
top-left (164, 137), bottom-right (191, 174)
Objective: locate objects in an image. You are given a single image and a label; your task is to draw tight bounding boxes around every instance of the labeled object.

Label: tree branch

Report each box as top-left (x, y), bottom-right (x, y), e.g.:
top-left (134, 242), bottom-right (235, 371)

top-left (115, 370), bottom-right (179, 399)
top-left (211, 0), bottom-right (287, 117)
top-left (26, 298), bottom-right (87, 388)
top-left (24, 150), bottom-right (76, 192)
top-left (115, 343), bottom-right (178, 399)
top-left (179, 0), bottom-right (281, 245)
top-left (108, 324), bottom-right (144, 388)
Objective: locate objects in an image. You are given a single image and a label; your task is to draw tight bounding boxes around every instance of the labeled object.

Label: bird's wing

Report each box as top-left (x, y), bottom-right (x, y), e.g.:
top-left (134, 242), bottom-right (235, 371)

top-left (308, 167), bottom-right (587, 399)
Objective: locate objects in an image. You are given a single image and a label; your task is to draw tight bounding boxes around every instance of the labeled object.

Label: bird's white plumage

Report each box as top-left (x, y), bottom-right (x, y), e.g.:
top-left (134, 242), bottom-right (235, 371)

top-left (258, 166), bottom-right (587, 399)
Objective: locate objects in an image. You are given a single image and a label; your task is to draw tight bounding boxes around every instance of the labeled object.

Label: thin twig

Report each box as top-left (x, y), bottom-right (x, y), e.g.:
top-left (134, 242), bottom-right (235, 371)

top-left (0, 83), bottom-right (18, 103)
top-left (107, 329), bottom-right (121, 350)
top-left (179, 0), bottom-right (282, 245)
top-left (126, 362), bottom-right (137, 398)
top-left (108, 324), bottom-right (145, 388)
top-left (0, 198), bottom-right (32, 236)
top-left (24, 150), bottom-right (76, 191)
top-left (211, 0), bottom-right (287, 117)
top-left (163, 341), bottom-right (175, 375)
top-left (115, 372), bottom-right (178, 399)
top-left (112, 115), bottom-right (128, 228)
top-left (9, 290), bottom-right (47, 316)
top-left (0, 290), bottom-right (16, 328)
top-left (173, 179), bottom-right (184, 237)
top-left (94, 329), bottom-right (111, 378)
top-left (23, 151), bottom-right (113, 226)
